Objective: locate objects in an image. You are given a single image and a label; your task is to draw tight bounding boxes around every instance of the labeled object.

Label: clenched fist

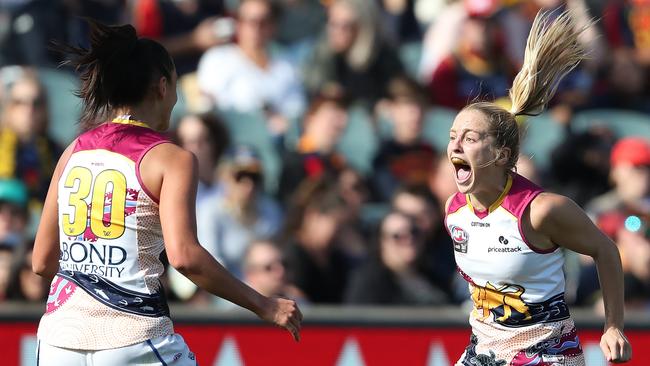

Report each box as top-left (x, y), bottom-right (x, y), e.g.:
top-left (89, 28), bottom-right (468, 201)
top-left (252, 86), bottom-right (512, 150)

top-left (258, 297), bottom-right (303, 342)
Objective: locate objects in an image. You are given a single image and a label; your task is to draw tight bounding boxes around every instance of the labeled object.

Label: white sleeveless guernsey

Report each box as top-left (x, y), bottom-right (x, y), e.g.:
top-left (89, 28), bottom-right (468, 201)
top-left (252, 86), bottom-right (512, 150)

top-left (37, 118), bottom-right (174, 350)
top-left (446, 173), bottom-right (584, 366)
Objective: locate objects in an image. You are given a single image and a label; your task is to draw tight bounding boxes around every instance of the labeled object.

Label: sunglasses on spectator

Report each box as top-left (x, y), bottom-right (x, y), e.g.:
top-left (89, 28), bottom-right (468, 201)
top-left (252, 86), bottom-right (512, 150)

top-left (234, 170), bottom-right (262, 184)
top-left (249, 259), bottom-right (285, 273)
top-left (383, 227), bottom-right (420, 242)
top-left (0, 201), bottom-right (28, 217)
top-left (328, 20), bottom-right (356, 31)
top-left (10, 97), bottom-right (44, 107)
top-left (239, 16), bottom-right (271, 27)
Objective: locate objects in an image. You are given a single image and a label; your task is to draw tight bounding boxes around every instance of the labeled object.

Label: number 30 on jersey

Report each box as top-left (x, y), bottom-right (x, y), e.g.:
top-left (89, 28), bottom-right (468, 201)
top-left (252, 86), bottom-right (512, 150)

top-left (62, 166), bottom-right (127, 240)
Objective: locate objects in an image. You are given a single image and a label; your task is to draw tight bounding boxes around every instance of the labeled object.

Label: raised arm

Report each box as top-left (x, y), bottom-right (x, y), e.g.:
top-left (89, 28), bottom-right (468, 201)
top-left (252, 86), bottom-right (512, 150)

top-left (141, 143), bottom-right (302, 340)
top-left (530, 192), bottom-right (632, 363)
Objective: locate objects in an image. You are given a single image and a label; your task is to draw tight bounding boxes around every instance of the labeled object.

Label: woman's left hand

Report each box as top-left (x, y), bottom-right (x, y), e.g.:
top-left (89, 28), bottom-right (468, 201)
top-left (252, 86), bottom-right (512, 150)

top-left (600, 326), bottom-right (632, 363)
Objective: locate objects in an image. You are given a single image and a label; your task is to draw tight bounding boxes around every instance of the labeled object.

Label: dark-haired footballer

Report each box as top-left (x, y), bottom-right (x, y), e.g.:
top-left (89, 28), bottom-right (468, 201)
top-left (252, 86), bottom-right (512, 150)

top-left (32, 20), bottom-right (302, 365)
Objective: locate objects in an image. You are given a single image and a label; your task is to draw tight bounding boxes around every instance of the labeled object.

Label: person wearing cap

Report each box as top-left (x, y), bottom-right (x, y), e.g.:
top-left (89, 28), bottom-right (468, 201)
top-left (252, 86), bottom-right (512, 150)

top-left (196, 145), bottom-right (283, 279)
top-left (576, 138), bottom-right (650, 312)
top-left (586, 137), bottom-right (650, 220)
top-left (574, 137), bottom-right (650, 307)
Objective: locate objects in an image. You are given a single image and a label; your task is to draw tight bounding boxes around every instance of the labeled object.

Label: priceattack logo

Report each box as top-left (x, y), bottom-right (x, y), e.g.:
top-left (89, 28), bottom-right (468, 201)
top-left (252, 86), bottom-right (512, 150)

top-left (487, 235), bottom-right (522, 253)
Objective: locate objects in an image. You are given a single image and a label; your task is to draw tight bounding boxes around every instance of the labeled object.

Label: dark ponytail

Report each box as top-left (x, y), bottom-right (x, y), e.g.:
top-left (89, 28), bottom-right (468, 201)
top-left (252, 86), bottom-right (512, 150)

top-left (56, 19), bottom-right (175, 130)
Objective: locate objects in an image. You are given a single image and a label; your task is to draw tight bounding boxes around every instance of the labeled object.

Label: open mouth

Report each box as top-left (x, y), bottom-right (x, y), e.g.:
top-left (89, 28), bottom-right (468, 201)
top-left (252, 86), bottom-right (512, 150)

top-left (451, 157), bottom-right (472, 184)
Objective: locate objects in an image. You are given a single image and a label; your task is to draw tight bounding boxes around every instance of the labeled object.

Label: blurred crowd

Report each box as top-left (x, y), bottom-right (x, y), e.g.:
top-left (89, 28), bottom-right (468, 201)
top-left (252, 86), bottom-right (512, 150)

top-left (0, 0), bottom-right (649, 313)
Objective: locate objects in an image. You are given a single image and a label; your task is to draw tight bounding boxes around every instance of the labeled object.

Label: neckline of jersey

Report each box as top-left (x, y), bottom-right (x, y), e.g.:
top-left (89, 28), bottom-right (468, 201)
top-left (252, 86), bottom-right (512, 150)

top-left (111, 115), bottom-right (152, 129)
top-left (465, 174), bottom-right (513, 218)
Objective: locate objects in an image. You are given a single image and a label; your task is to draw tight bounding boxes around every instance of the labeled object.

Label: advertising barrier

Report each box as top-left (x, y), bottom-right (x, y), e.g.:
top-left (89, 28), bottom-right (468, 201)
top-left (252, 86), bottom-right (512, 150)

top-left (2, 305), bottom-right (648, 366)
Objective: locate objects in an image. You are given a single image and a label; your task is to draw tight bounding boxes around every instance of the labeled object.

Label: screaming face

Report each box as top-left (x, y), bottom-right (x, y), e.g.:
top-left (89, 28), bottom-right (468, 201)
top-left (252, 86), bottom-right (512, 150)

top-left (447, 109), bottom-right (499, 194)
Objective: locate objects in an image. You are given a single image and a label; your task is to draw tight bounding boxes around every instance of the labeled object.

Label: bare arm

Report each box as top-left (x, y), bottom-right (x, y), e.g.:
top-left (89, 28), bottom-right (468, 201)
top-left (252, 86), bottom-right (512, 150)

top-left (531, 193), bottom-right (631, 363)
top-left (32, 142), bottom-right (75, 281)
top-left (142, 144), bottom-right (302, 340)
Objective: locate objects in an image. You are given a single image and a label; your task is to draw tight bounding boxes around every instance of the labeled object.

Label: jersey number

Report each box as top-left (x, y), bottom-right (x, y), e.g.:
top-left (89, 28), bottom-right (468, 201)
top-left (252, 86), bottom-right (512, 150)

top-left (62, 167), bottom-right (127, 239)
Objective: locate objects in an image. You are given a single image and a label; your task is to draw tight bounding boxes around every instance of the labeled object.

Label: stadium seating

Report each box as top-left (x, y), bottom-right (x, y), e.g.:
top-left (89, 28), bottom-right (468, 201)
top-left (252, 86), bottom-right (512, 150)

top-left (520, 112), bottom-right (566, 171)
top-left (337, 104), bottom-right (379, 175)
top-left (398, 42), bottom-right (423, 79)
top-left (215, 109), bottom-right (282, 193)
top-left (422, 106), bottom-right (456, 152)
top-left (571, 109), bottom-right (650, 138)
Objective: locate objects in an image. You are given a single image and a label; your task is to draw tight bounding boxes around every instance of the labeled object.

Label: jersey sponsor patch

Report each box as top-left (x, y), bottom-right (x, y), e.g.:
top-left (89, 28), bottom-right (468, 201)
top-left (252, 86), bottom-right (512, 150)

top-left (487, 235), bottom-right (523, 253)
top-left (450, 225), bottom-right (469, 253)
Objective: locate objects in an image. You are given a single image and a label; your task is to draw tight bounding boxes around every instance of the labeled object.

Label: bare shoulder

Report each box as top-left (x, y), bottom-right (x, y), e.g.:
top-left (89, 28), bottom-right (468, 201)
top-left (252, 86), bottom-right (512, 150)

top-left (147, 142), bottom-right (191, 160)
top-left (140, 143), bottom-right (197, 200)
top-left (144, 143), bottom-right (197, 171)
top-left (529, 192), bottom-right (584, 231)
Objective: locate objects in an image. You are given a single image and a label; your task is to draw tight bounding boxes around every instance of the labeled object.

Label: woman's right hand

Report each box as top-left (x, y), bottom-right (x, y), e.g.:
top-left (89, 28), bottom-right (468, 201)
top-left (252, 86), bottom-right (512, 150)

top-left (258, 297), bottom-right (303, 342)
top-left (600, 326), bottom-right (632, 363)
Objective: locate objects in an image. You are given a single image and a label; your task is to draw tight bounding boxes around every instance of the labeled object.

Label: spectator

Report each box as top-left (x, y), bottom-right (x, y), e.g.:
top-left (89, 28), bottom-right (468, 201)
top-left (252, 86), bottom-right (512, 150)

top-left (242, 240), bottom-right (305, 301)
top-left (372, 76), bottom-right (437, 201)
top-left (548, 127), bottom-right (615, 207)
top-left (197, 0), bottom-right (306, 118)
top-left (391, 185), bottom-right (455, 299)
top-left (277, 91), bottom-right (348, 203)
top-left (428, 154), bottom-right (458, 214)
top-left (197, 145), bottom-right (283, 278)
top-left (282, 178), bottom-right (353, 304)
top-left (616, 224), bottom-right (650, 309)
top-left (174, 112), bottom-right (230, 203)
top-left (345, 211), bottom-right (448, 305)
top-left (576, 212), bottom-right (650, 310)
top-left (336, 167), bottom-right (370, 258)
top-left (577, 138), bottom-right (650, 309)
top-left (427, 15), bottom-right (514, 110)
top-left (0, 179), bottom-right (29, 302)
top-left (303, 0), bottom-right (404, 109)
top-left (0, 179), bottom-right (29, 248)
top-left (0, 245), bottom-right (12, 302)
top-left (6, 240), bottom-right (46, 302)
top-left (587, 137), bottom-right (650, 223)
top-left (0, 70), bottom-right (62, 203)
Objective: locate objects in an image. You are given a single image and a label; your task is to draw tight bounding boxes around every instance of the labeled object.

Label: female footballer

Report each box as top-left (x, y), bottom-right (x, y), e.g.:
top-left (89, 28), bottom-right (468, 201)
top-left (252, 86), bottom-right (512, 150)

top-left (445, 11), bottom-right (632, 365)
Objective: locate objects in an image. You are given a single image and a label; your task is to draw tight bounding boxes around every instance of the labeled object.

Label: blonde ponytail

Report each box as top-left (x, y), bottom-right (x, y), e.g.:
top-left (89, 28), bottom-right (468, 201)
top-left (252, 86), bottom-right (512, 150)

top-left (509, 10), bottom-right (590, 117)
